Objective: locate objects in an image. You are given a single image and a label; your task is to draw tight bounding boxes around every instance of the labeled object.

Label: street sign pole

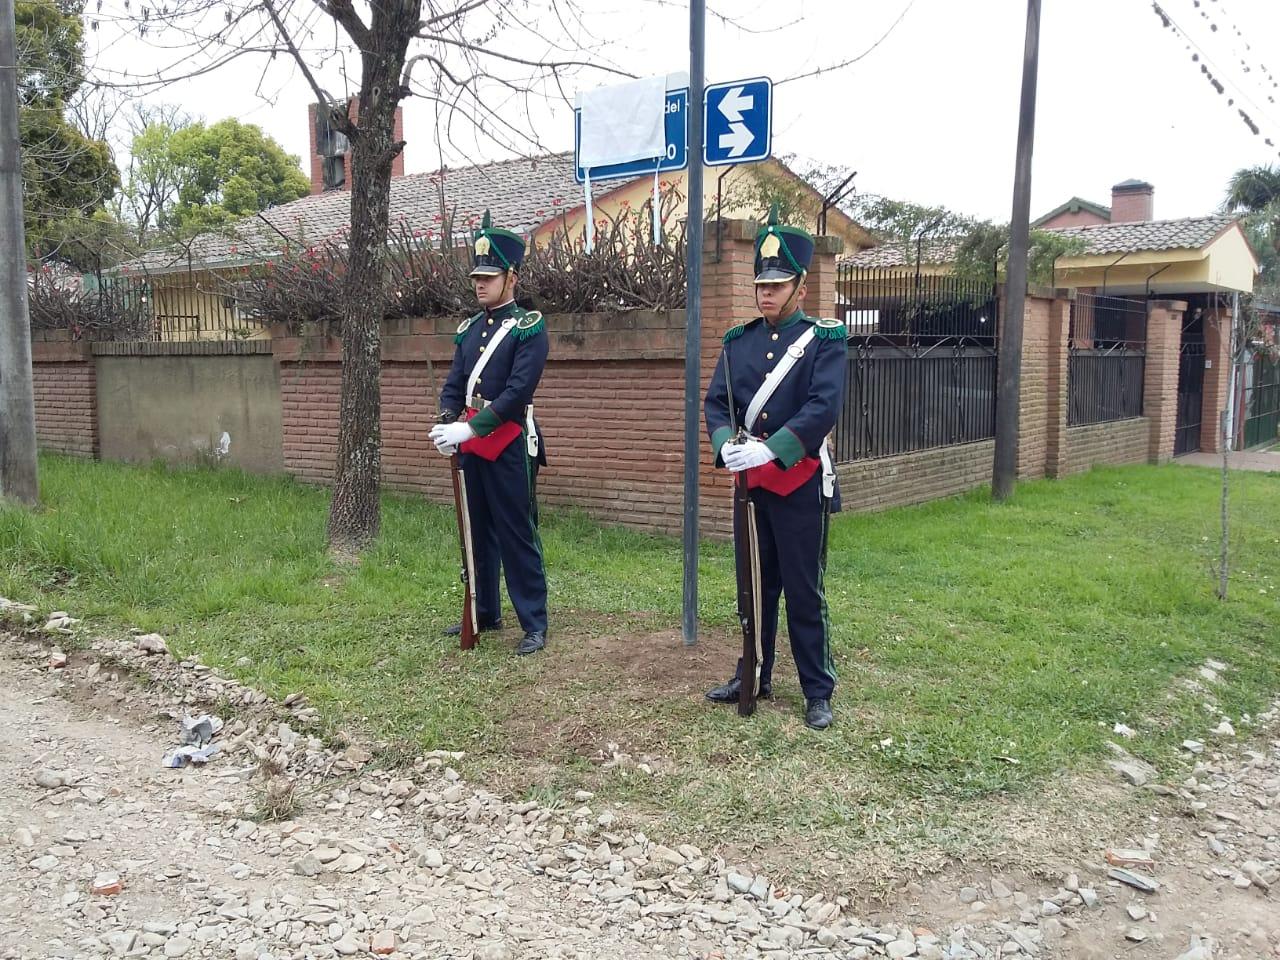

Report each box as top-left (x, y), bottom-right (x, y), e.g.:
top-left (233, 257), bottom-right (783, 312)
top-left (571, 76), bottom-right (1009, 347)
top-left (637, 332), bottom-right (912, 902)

top-left (682, 0), bottom-right (705, 646)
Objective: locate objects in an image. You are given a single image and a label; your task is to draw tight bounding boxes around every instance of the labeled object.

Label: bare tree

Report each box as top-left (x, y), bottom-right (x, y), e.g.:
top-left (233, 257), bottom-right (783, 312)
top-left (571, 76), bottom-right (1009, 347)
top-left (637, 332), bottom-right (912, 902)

top-left (66, 82), bottom-right (129, 146)
top-left (115, 101), bottom-right (191, 245)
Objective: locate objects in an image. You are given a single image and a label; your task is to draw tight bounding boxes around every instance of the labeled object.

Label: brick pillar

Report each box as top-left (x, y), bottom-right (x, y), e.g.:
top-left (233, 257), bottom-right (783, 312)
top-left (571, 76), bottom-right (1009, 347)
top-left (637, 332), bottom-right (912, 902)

top-left (31, 339), bottom-right (98, 458)
top-left (1043, 294), bottom-right (1072, 478)
top-left (1013, 291), bottom-right (1051, 480)
top-left (1200, 306), bottom-right (1233, 454)
top-left (1143, 300), bottom-right (1187, 463)
top-left (802, 235), bottom-right (845, 319)
top-left (697, 219), bottom-right (758, 537)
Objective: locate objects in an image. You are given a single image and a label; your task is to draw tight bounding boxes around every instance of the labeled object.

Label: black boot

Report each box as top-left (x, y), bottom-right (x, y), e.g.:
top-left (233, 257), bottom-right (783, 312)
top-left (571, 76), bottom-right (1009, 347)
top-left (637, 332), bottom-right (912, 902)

top-left (443, 618), bottom-right (502, 637)
top-left (804, 698), bottom-right (833, 730)
top-left (516, 630), bottom-right (546, 656)
top-left (705, 676), bottom-right (772, 704)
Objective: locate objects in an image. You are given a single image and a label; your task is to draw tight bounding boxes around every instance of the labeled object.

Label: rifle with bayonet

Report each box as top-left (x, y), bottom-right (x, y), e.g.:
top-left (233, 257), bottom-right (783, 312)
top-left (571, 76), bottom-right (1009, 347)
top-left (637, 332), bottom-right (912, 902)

top-left (426, 350), bottom-right (479, 651)
top-left (723, 346), bottom-right (763, 717)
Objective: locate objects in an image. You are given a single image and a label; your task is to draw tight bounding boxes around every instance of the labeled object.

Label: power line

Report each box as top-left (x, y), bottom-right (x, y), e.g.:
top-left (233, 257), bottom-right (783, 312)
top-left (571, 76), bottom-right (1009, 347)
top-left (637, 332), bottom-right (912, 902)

top-left (1151, 2), bottom-right (1280, 157)
top-left (1157, 1), bottom-right (1280, 131)
top-left (1188, 0), bottom-right (1278, 104)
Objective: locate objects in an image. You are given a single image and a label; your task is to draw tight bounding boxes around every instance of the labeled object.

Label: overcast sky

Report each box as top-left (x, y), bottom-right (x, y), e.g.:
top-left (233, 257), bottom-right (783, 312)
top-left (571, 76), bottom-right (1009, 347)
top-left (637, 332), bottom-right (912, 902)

top-left (85, 0), bottom-right (1280, 224)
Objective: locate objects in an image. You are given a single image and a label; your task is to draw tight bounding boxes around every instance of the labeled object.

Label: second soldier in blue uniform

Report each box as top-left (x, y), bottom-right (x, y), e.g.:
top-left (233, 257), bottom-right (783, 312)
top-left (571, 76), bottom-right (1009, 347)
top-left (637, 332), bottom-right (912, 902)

top-left (703, 210), bottom-right (847, 729)
top-left (429, 213), bottom-right (549, 656)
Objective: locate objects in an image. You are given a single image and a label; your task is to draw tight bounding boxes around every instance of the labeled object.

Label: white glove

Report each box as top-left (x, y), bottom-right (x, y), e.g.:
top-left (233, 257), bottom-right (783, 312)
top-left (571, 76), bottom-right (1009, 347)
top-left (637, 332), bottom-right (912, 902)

top-left (430, 421), bottom-right (474, 456)
top-left (723, 438), bottom-right (774, 472)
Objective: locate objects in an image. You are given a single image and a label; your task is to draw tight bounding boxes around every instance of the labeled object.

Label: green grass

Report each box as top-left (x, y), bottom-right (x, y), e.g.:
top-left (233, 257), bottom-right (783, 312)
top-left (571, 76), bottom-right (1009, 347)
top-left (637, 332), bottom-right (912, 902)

top-left (2, 455), bottom-right (1278, 874)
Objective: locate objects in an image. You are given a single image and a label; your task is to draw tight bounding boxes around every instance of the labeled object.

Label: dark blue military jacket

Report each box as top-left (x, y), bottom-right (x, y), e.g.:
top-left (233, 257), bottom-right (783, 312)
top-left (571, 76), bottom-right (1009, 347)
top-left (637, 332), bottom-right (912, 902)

top-left (440, 300), bottom-right (549, 464)
top-left (705, 308), bottom-right (847, 473)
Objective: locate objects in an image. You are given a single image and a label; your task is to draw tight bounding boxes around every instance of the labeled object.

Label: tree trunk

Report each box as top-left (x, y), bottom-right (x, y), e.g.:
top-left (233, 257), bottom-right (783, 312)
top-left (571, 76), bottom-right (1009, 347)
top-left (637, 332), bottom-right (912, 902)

top-left (324, 37), bottom-right (410, 557)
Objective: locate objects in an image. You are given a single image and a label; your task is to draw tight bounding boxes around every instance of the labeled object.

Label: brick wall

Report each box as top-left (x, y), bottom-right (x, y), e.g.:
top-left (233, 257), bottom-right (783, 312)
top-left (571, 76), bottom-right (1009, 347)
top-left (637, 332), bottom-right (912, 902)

top-left (837, 440), bottom-right (995, 513)
top-left (1062, 418), bottom-right (1150, 475)
top-left (272, 311), bottom-right (694, 536)
top-left (271, 223), bottom-right (842, 539)
top-left (28, 232), bottom-right (1195, 536)
top-left (31, 338), bottom-right (97, 458)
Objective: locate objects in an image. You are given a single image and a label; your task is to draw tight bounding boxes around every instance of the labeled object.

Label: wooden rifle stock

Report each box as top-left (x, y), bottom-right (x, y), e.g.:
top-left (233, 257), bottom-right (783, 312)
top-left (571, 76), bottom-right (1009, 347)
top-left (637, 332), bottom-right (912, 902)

top-left (426, 345), bottom-right (478, 651)
top-left (448, 450), bottom-right (479, 650)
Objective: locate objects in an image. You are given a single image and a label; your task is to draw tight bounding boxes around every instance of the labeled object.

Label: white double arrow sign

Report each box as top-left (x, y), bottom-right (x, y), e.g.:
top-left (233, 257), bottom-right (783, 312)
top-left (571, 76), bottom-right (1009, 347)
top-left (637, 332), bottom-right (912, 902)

top-left (717, 86), bottom-right (755, 158)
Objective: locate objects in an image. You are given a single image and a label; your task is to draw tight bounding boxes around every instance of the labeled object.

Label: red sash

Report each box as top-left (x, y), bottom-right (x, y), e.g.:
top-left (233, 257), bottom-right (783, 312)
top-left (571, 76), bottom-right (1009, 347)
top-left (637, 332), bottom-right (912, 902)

top-left (746, 455), bottom-right (820, 497)
top-left (458, 407), bottom-right (521, 461)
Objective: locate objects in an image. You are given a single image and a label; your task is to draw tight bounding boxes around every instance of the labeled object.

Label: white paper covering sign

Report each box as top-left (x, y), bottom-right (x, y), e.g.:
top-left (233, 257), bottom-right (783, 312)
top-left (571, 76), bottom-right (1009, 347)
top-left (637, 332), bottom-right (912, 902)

top-left (578, 76), bottom-right (667, 251)
top-left (578, 76), bottom-right (666, 168)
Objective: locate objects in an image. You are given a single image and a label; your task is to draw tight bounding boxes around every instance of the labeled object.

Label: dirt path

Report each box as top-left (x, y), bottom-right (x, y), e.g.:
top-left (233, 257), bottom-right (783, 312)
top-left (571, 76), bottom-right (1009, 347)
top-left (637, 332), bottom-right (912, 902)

top-left (0, 619), bottom-right (1276, 960)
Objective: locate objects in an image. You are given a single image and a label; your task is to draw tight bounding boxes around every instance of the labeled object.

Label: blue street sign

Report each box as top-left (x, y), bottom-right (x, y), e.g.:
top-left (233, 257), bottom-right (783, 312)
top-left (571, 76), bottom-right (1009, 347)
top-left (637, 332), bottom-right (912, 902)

top-left (574, 88), bottom-right (689, 184)
top-left (703, 77), bottom-right (772, 167)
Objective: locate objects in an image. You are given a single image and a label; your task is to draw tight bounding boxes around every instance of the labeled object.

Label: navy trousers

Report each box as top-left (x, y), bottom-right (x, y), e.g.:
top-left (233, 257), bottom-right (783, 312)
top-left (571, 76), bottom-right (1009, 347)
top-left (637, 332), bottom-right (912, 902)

top-left (734, 470), bottom-right (836, 700)
top-left (461, 433), bottom-right (548, 634)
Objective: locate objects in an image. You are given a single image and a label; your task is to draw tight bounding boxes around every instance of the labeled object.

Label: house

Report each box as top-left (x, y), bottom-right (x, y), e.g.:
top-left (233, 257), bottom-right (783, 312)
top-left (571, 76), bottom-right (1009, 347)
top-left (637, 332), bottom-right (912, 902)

top-left (123, 101), bottom-right (874, 340)
top-left (126, 151), bottom-right (613, 339)
top-left (838, 179), bottom-right (1266, 453)
top-left (1031, 179), bottom-right (1160, 231)
top-left (1049, 215), bottom-right (1259, 298)
top-left (840, 181), bottom-right (1260, 300)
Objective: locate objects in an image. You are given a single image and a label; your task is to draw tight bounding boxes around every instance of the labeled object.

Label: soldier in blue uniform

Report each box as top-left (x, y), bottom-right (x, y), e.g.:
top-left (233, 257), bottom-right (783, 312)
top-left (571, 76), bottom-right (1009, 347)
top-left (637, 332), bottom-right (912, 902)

top-left (703, 210), bottom-right (847, 729)
top-left (429, 212), bottom-right (550, 656)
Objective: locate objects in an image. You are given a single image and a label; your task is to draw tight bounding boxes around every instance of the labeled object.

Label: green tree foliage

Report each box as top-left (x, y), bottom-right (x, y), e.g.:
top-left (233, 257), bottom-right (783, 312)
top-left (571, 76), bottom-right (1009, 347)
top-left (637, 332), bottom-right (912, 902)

top-left (847, 194), bottom-right (979, 244)
top-left (954, 221), bottom-right (1086, 288)
top-left (718, 160), bottom-right (853, 233)
top-left (125, 117), bottom-right (309, 236)
top-left (1222, 164), bottom-right (1280, 298)
top-left (846, 192), bottom-right (1085, 288)
top-left (16, 0), bottom-right (118, 259)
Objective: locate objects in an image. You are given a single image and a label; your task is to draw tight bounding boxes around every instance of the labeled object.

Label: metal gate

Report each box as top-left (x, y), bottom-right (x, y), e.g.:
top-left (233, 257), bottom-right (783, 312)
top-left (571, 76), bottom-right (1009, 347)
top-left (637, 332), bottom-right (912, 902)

top-left (1243, 356), bottom-right (1280, 448)
top-left (1175, 341), bottom-right (1206, 456)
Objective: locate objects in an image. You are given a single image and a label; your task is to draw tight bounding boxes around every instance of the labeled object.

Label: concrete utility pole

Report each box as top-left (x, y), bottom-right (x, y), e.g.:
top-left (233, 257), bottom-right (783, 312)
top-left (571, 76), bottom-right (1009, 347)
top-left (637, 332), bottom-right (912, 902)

top-left (0, 0), bottom-right (40, 505)
top-left (992, 0), bottom-right (1041, 501)
top-left (682, 0), bottom-right (705, 645)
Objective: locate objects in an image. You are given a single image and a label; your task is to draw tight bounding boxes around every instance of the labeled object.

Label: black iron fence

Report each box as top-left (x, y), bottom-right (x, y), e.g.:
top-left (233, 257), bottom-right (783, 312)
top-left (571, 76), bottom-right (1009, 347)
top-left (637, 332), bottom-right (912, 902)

top-left (1243, 355), bottom-right (1279, 448)
top-left (1068, 293), bottom-right (1147, 426)
top-left (153, 281), bottom-right (272, 341)
top-left (833, 265), bottom-right (998, 462)
top-left (835, 266), bottom-right (998, 339)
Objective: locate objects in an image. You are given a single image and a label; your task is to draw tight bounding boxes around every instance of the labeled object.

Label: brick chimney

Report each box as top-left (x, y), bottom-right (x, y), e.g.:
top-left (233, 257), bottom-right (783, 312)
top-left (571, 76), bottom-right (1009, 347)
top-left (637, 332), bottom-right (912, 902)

top-left (1110, 179), bottom-right (1154, 223)
top-left (308, 100), bottom-right (405, 195)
